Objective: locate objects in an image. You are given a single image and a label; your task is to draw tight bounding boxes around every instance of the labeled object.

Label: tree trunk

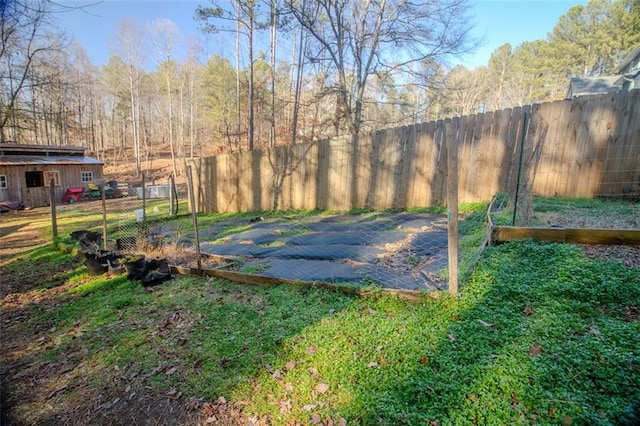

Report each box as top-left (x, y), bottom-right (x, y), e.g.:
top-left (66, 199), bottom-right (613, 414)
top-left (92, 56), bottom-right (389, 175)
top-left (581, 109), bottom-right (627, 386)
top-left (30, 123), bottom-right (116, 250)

top-left (247, 11), bottom-right (255, 151)
top-left (291, 29), bottom-right (306, 145)
top-left (269, 0), bottom-right (277, 147)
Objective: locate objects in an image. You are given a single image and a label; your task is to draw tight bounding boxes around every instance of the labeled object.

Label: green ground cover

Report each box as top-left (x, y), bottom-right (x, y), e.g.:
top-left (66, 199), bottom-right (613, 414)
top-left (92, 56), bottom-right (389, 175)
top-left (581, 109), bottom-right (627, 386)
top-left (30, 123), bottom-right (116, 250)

top-left (1, 198), bottom-right (638, 425)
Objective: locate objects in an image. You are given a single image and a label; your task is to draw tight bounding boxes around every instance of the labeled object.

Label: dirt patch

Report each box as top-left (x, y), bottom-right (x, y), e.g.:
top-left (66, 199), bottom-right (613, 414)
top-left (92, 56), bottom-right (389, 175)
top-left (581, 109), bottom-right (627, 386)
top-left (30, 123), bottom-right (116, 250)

top-left (0, 255), bottom-right (239, 426)
top-left (579, 244), bottom-right (640, 269)
top-left (0, 209), bottom-right (50, 266)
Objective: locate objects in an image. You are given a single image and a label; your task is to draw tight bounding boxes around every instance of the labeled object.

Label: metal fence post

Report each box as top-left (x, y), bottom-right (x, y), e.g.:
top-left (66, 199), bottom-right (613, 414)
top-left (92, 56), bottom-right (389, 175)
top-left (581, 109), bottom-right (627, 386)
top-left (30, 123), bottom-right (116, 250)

top-left (446, 118), bottom-right (459, 296)
top-left (101, 183), bottom-right (107, 250)
top-left (186, 165), bottom-right (202, 270)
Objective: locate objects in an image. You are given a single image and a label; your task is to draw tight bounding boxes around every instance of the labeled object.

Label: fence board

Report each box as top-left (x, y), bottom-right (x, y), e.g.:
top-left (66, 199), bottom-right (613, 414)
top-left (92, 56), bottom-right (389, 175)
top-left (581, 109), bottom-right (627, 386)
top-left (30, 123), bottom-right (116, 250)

top-left (191, 90), bottom-right (640, 214)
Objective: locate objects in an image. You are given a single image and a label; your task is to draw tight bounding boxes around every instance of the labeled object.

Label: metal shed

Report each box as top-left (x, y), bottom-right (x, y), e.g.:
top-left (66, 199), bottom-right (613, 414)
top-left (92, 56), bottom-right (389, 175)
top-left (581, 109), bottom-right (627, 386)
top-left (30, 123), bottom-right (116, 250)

top-left (0, 144), bottom-right (104, 208)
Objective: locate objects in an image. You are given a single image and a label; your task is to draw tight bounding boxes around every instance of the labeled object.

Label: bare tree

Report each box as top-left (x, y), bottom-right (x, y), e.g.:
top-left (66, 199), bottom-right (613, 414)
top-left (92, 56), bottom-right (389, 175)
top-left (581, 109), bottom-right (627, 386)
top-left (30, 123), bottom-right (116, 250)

top-left (150, 18), bottom-right (182, 177)
top-left (283, 0), bottom-right (476, 140)
top-left (269, 0), bottom-right (278, 147)
top-left (109, 19), bottom-right (146, 176)
top-left (197, 0), bottom-right (264, 151)
top-left (0, 0), bottom-right (66, 143)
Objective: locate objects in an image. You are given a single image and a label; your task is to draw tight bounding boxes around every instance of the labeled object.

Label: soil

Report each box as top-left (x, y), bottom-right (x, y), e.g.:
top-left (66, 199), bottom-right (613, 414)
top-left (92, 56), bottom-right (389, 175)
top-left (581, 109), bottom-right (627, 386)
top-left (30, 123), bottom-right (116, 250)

top-left (579, 244), bottom-right (640, 269)
top-left (0, 250), bottom-right (242, 426)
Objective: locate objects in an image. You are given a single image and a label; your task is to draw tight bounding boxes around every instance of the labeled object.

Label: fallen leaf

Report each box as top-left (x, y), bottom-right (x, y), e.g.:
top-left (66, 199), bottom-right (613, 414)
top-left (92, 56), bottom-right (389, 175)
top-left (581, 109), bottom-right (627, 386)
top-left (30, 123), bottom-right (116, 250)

top-left (308, 367), bottom-right (319, 376)
top-left (625, 306), bottom-right (640, 320)
top-left (165, 366), bottom-right (177, 375)
top-left (477, 319), bottom-right (493, 328)
top-left (447, 334), bottom-right (456, 341)
top-left (285, 361), bottom-right (296, 371)
top-left (272, 369), bottom-right (283, 380)
top-left (367, 362), bottom-right (379, 368)
top-left (522, 306), bottom-right (535, 316)
top-left (510, 392), bottom-right (519, 407)
top-left (193, 358), bottom-right (204, 369)
top-left (310, 413), bottom-right (322, 424)
top-left (201, 403), bottom-right (216, 417)
top-left (279, 400), bottom-right (292, 413)
top-left (528, 342), bottom-right (543, 356)
top-left (365, 307), bottom-right (377, 315)
top-left (215, 396), bottom-right (227, 405)
top-left (588, 326), bottom-right (601, 336)
top-left (547, 407), bottom-right (557, 416)
top-left (421, 355), bottom-right (428, 365)
top-left (314, 383), bottom-right (329, 394)
top-left (177, 337), bottom-right (188, 346)
top-left (306, 346), bottom-right (317, 355)
top-left (563, 415), bottom-right (574, 425)
top-left (339, 419), bottom-right (347, 426)
top-left (303, 404), bottom-right (317, 411)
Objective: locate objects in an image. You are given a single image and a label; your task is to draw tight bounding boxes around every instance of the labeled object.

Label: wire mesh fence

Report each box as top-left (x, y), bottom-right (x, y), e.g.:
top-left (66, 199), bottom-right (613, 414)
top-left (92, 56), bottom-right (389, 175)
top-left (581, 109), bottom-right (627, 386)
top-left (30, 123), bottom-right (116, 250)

top-left (49, 91), bottom-right (639, 294)
top-left (495, 129), bottom-right (640, 232)
top-left (54, 176), bottom-right (181, 254)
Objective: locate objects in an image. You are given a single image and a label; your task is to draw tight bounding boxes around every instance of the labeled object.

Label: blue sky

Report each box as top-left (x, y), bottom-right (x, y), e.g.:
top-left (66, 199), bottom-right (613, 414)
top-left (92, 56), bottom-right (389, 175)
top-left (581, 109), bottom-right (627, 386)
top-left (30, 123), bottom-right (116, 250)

top-left (56, 0), bottom-right (586, 69)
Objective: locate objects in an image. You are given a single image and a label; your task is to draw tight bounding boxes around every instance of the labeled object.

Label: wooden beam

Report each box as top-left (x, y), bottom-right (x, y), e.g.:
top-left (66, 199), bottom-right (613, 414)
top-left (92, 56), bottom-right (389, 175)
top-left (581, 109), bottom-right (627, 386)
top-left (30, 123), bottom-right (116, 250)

top-left (492, 226), bottom-right (640, 245)
top-left (169, 265), bottom-right (431, 302)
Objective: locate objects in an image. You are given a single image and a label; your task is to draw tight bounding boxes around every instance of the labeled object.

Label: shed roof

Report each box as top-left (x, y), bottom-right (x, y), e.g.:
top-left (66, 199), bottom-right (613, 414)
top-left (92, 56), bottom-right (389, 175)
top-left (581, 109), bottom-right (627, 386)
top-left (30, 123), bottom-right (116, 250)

top-left (614, 45), bottom-right (640, 74)
top-left (0, 143), bottom-right (86, 156)
top-left (566, 75), bottom-right (622, 98)
top-left (0, 155), bottom-right (104, 166)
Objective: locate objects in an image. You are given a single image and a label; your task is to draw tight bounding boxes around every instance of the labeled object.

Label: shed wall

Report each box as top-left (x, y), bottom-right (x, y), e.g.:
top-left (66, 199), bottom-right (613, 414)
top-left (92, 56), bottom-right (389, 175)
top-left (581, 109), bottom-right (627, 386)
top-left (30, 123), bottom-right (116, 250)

top-left (0, 164), bottom-right (103, 207)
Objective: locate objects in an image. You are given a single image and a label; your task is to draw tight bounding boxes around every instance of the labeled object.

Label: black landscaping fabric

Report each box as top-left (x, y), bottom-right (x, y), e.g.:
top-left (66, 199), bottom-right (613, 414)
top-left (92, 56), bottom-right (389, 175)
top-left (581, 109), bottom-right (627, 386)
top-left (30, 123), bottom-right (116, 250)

top-left (198, 212), bottom-right (451, 291)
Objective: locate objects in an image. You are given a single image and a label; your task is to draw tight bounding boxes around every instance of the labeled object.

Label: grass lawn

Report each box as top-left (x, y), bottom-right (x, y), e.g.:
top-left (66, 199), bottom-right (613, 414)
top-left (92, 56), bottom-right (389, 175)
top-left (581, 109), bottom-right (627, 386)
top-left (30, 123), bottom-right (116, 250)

top-left (1, 200), bottom-right (639, 425)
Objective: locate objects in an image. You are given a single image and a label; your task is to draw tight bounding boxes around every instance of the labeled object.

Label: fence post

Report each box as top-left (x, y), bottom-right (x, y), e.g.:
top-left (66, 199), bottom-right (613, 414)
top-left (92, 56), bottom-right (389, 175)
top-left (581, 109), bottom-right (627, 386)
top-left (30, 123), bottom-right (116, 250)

top-left (512, 112), bottom-right (528, 226)
top-left (186, 165), bottom-right (202, 270)
top-left (169, 175), bottom-right (175, 216)
top-left (49, 178), bottom-right (58, 239)
top-left (141, 172), bottom-right (147, 222)
top-left (101, 183), bottom-right (107, 250)
top-left (446, 118), bottom-right (459, 296)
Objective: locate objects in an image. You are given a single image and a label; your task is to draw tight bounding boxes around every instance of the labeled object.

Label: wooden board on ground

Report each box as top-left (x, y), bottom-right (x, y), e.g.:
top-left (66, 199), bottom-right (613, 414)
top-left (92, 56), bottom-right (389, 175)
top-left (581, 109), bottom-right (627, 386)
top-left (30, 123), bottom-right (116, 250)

top-left (169, 265), bottom-right (428, 302)
top-left (491, 226), bottom-right (640, 245)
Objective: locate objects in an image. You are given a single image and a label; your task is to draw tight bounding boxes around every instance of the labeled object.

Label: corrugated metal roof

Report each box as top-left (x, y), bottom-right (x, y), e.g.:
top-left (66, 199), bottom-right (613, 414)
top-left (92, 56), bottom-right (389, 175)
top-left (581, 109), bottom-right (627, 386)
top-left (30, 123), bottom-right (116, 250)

top-left (0, 143), bottom-right (86, 156)
top-left (0, 155), bottom-right (104, 166)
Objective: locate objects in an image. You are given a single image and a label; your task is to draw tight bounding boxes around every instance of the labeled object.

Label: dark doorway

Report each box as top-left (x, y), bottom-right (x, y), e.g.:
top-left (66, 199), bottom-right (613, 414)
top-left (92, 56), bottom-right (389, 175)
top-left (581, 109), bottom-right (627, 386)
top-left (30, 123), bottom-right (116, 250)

top-left (25, 171), bottom-right (44, 188)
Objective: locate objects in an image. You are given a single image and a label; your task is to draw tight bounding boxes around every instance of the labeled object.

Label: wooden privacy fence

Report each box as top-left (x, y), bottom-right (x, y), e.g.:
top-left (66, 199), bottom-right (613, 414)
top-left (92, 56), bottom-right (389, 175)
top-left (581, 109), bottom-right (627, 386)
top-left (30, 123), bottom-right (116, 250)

top-left (188, 90), bottom-right (640, 214)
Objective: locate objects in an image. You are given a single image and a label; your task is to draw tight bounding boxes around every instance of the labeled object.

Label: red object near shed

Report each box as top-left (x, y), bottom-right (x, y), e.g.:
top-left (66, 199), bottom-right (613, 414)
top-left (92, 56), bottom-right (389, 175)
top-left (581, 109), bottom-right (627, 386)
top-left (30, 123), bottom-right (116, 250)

top-left (62, 187), bottom-right (84, 203)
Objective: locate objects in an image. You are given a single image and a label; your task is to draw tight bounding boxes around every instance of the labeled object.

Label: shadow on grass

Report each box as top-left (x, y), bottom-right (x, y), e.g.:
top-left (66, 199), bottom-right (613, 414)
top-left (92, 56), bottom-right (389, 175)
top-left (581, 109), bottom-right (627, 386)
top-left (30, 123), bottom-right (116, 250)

top-left (231, 241), bottom-right (640, 425)
top-left (1, 259), bottom-right (357, 425)
top-left (0, 244), bottom-right (85, 298)
top-left (3, 239), bottom-right (639, 425)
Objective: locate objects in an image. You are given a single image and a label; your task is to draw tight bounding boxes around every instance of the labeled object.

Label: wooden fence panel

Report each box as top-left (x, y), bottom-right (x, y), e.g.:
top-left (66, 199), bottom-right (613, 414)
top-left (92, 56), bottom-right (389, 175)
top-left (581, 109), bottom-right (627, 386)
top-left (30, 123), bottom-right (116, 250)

top-left (191, 90), bottom-right (639, 214)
